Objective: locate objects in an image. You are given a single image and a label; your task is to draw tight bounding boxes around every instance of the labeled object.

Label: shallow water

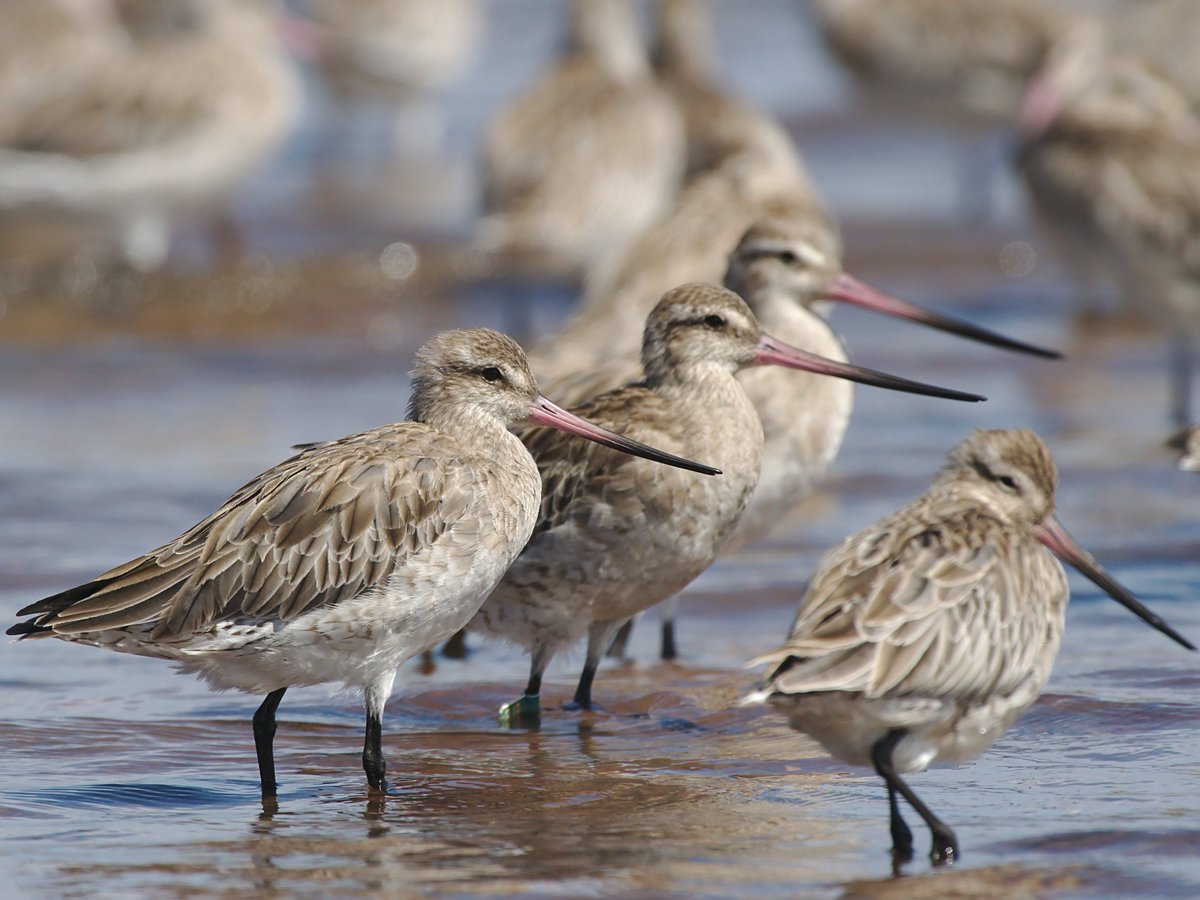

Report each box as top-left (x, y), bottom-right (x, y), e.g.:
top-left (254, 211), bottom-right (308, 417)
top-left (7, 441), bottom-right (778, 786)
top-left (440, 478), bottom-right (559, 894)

top-left (3, 2), bottom-right (1200, 898)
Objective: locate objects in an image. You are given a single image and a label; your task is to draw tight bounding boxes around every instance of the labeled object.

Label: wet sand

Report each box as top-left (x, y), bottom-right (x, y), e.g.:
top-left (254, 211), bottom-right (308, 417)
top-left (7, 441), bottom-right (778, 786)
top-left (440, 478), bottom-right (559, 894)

top-left (3, 2), bottom-right (1200, 897)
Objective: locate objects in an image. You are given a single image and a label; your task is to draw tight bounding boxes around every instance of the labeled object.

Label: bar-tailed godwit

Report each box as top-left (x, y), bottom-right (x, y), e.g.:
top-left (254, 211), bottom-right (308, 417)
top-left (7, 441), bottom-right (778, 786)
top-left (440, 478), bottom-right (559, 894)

top-left (747, 428), bottom-right (1194, 866)
top-left (472, 284), bottom-right (984, 723)
top-left (1016, 19), bottom-right (1200, 424)
top-left (477, 0), bottom-right (684, 272)
top-left (553, 217), bottom-right (1058, 660)
top-left (0, 0), bottom-right (301, 270)
top-left (7, 329), bottom-right (717, 801)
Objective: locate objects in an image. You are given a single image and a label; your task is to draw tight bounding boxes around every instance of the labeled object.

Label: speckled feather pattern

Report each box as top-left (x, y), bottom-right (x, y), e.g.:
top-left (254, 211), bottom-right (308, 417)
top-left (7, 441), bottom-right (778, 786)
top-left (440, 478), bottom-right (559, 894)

top-left (473, 286), bottom-right (765, 667)
top-left (13, 329), bottom-right (547, 703)
top-left (752, 429), bottom-right (1069, 774)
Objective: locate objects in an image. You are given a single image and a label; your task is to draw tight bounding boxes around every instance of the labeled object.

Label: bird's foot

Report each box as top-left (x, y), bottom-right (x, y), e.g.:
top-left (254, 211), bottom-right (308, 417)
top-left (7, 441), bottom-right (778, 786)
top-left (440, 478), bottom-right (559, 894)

top-left (499, 694), bottom-right (541, 727)
top-left (929, 827), bottom-right (958, 867)
top-left (890, 819), bottom-right (914, 864)
top-left (561, 699), bottom-right (602, 714)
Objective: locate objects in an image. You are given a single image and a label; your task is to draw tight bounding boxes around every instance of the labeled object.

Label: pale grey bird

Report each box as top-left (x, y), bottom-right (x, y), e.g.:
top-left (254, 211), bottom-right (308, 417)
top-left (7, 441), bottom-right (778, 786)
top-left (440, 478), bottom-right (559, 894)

top-left (747, 428), bottom-right (1194, 866)
top-left (7, 328), bottom-right (717, 801)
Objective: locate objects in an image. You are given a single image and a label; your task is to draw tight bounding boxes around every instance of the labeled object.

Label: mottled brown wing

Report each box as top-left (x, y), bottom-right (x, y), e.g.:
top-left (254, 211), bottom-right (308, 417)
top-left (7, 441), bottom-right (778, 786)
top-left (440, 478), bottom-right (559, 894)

top-left (18, 425), bottom-right (480, 638)
top-left (538, 351), bottom-right (642, 409)
top-left (757, 500), bottom-right (1060, 703)
top-left (518, 385), bottom-right (676, 540)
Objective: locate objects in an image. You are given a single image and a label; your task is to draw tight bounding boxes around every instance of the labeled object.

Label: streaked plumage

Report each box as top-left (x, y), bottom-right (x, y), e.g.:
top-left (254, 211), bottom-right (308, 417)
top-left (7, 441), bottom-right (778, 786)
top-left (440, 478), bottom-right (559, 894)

top-left (553, 218), bottom-right (1057, 661)
top-left (0, 0), bottom-right (301, 270)
top-left (473, 284), bottom-right (984, 722)
top-left (7, 328), bottom-right (715, 799)
top-left (477, 0), bottom-right (685, 272)
top-left (748, 428), bottom-right (1194, 865)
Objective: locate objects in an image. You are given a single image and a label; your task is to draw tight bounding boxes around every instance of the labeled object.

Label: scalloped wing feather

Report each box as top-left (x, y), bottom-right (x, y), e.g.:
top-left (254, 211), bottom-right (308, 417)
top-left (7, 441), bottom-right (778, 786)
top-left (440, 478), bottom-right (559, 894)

top-left (25, 424), bottom-right (483, 639)
top-left (761, 493), bottom-right (1066, 704)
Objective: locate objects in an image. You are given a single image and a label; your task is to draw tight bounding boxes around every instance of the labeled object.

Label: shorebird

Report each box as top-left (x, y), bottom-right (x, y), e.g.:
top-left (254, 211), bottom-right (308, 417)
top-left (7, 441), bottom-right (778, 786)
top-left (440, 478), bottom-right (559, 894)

top-left (807, 0), bottom-right (1088, 218)
top-left (652, 0), bottom-right (791, 182)
top-left (0, 0), bottom-right (124, 107)
top-left (747, 428), bottom-right (1195, 866)
top-left (531, 137), bottom-right (823, 378)
top-left (547, 217), bottom-right (1058, 661)
top-left (308, 0), bottom-right (481, 153)
top-left (472, 284), bottom-right (984, 724)
top-left (1016, 19), bottom-right (1200, 424)
top-left (807, 0), bottom-right (1085, 126)
top-left (6, 328), bottom-right (717, 801)
top-left (0, 0), bottom-right (301, 270)
top-left (476, 0), bottom-right (685, 273)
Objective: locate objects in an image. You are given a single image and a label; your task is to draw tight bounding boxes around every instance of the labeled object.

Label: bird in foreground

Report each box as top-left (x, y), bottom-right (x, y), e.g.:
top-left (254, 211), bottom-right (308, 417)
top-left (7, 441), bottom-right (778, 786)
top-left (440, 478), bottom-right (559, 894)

top-left (6, 329), bottom-right (718, 802)
top-left (472, 284), bottom-right (984, 724)
top-left (553, 217), bottom-right (1058, 662)
top-left (747, 428), bottom-right (1195, 867)
top-left (476, 0), bottom-right (684, 273)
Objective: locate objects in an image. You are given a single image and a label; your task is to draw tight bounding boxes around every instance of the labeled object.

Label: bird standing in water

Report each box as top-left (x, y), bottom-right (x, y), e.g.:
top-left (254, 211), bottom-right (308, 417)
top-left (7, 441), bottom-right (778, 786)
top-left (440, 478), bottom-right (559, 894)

top-left (473, 284), bottom-right (984, 723)
top-left (7, 329), bottom-right (716, 802)
top-left (748, 428), bottom-right (1194, 866)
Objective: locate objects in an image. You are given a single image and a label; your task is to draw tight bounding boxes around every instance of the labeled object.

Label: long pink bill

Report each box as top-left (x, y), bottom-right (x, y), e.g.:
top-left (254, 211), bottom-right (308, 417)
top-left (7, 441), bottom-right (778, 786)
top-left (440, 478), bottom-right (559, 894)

top-left (1034, 516), bottom-right (1195, 651)
top-left (754, 334), bottom-right (986, 403)
top-left (828, 273), bottom-right (1062, 360)
top-left (528, 395), bottom-right (721, 476)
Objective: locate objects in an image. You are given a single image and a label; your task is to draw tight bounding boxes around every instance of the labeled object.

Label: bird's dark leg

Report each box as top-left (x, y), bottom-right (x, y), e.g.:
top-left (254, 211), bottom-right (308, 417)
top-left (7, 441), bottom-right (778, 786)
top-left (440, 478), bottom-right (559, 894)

top-left (887, 784), bottom-right (914, 864)
top-left (872, 729), bottom-right (957, 866)
top-left (660, 618), bottom-right (678, 660)
top-left (1170, 331), bottom-right (1194, 428)
top-left (605, 618), bottom-right (634, 659)
top-left (442, 627), bottom-right (469, 659)
top-left (363, 709), bottom-right (388, 795)
top-left (500, 646), bottom-right (547, 725)
top-left (568, 621), bottom-right (620, 711)
top-left (362, 672), bottom-right (395, 796)
top-left (253, 688), bottom-right (287, 801)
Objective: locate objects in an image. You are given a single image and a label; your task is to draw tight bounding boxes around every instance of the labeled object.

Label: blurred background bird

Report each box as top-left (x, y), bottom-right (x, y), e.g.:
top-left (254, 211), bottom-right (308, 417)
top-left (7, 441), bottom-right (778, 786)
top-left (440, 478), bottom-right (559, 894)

top-left (0, 0), bottom-right (302, 273)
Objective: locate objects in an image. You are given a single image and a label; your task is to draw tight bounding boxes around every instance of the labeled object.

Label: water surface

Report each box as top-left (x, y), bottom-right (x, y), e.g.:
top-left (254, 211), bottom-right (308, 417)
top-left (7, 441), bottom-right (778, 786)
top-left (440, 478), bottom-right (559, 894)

top-left (3, 2), bottom-right (1199, 897)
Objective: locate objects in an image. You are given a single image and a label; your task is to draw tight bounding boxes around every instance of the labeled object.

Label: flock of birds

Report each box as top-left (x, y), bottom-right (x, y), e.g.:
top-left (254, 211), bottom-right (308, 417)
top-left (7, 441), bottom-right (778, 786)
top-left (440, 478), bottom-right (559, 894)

top-left (5, 0), bottom-right (1200, 872)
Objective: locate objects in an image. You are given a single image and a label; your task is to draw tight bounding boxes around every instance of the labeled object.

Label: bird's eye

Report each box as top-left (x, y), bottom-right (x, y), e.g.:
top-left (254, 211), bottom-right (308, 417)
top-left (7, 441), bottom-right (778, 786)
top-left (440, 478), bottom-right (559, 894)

top-left (704, 314), bottom-right (725, 329)
top-left (998, 474), bottom-right (1019, 491)
top-left (777, 250), bottom-right (799, 266)
top-left (480, 366), bottom-right (504, 382)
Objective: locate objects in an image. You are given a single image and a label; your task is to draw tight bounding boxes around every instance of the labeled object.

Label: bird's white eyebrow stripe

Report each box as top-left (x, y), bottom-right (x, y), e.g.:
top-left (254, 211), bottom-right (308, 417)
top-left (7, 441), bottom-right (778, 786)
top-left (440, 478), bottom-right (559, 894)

top-left (742, 239), bottom-right (827, 268)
